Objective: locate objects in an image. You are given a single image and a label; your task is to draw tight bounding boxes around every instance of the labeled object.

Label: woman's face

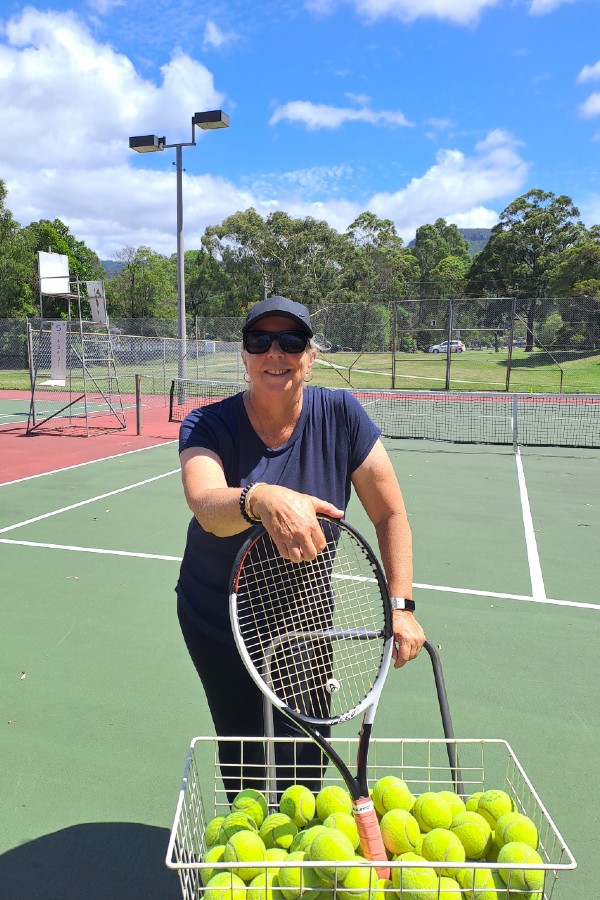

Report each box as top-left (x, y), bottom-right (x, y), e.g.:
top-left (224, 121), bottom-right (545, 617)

top-left (242, 315), bottom-right (317, 399)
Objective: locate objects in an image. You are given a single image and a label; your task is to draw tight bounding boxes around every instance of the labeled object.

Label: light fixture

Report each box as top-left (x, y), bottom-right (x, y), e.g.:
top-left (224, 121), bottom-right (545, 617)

top-left (128, 134), bottom-right (165, 153)
top-left (193, 110), bottom-right (230, 130)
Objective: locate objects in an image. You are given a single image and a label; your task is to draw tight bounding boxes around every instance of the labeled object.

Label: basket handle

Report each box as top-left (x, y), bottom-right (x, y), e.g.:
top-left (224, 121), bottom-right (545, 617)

top-left (424, 639), bottom-right (465, 796)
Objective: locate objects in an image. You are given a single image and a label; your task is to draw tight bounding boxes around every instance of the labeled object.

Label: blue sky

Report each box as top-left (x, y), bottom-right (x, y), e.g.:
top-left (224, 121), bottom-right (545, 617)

top-left (1, 0), bottom-right (598, 260)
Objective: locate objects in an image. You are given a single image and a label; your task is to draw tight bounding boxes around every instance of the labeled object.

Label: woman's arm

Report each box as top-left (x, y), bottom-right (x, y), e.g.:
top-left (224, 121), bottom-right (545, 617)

top-left (180, 447), bottom-right (343, 555)
top-left (351, 439), bottom-right (425, 668)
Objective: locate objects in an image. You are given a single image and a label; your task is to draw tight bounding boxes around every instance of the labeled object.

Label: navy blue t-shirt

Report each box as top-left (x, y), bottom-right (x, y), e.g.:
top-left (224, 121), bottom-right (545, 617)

top-left (176, 386), bottom-right (380, 641)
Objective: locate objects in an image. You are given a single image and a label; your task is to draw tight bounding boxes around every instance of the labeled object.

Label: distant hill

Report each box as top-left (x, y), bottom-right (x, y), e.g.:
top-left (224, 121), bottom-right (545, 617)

top-left (407, 228), bottom-right (492, 257)
top-left (101, 259), bottom-right (124, 277)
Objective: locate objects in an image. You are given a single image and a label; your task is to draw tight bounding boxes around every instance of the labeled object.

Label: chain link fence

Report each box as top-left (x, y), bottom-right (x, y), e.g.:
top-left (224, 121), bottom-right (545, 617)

top-left (2, 294), bottom-right (599, 399)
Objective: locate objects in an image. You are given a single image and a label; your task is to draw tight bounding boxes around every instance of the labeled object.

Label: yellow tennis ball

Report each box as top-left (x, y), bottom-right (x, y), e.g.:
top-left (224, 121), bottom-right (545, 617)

top-left (457, 866), bottom-right (505, 898)
top-left (289, 823), bottom-right (328, 853)
top-left (307, 828), bottom-right (356, 885)
top-left (465, 791), bottom-right (483, 812)
top-left (379, 808), bottom-right (420, 855)
top-left (438, 875), bottom-right (462, 898)
top-left (498, 841), bottom-right (544, 893)
top-left (412, 792), bottom-right (453, 833)
top-left (205, 815), bottom-right (227, 847)
top-left (337, 864), bottom-right (379, 900)
top-left (264, 846), bottom-right (288, 870)
top-left (371, 877), bottom-right (393, 900)
top-left (204, 871), bottom-right (247, 900)
top-left (259, 813), bottom-right (298, 850)
top-left (421, 828), bottom-right (466, 877)
top-left (494, 811), bottom-right (539, 850)
top-left (218, 811), bottom-right (258, 843)
top-left (371, 776), bottom-right (414, 816)
top-left (200, 844), bottom-right (227, 886)
top-left (437, 791), bottom-right (466, 820)
top-left (316, 785), bottom-right (353, 821)
top-left (390, 851), bottom-right (439, 896)
top-left (323, 811), bottom-right (360, 850)
top-left (477, 790), bottom-right (514, 829)
top-left (247, 871), bottom-right (278, 900)
top-left (276, 850), bottom-right (308, 900)
top-left (449, 811), bottom-right (493, 860)
top-left (223, 830), bottom-right (267, 883)
top-left (232, 788), bottom-right (269, 828)
top-left (280, 785), bottom-right (317, 828)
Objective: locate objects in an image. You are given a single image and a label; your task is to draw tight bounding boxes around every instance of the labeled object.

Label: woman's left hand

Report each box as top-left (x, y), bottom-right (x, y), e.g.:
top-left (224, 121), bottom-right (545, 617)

top-left (392, 610), bottom-right (426, 669)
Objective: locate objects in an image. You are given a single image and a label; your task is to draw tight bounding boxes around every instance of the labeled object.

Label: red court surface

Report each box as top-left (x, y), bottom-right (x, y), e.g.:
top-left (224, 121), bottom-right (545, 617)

top-left (0, 390), bottom-right (179, 484)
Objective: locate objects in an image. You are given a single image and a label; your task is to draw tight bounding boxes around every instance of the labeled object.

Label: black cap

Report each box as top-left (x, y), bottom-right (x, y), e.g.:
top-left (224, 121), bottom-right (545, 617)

top-left (242, 296), bottom-right (313, 337)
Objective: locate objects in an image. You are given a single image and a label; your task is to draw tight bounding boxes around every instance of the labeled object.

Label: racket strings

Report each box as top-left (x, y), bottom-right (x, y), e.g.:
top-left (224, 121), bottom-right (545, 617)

top-left (234, 519), bottom-right (388, 723)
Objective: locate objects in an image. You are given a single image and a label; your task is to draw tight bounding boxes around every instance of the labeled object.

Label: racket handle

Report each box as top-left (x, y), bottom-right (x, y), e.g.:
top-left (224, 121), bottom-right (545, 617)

top-left (352, 798), bottom-right (390, 880)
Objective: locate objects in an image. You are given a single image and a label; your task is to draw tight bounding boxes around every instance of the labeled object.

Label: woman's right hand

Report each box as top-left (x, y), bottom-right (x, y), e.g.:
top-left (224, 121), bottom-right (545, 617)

top-left (250, 484), bottom-right (343, 562)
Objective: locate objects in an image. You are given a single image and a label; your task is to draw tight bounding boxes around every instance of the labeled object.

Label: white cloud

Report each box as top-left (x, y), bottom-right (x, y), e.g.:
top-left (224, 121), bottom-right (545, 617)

top-left (270, 100), bottom-right (412, 130)
top-left (203, 20), bottom-right (236, 49)
top-left (578, 60), bottom-right (600, 83)
top-left (579, 93), bottom-right (600, 119)
top-left (528, 0), bottom-right (577, 14)
top-left (307, 0), bottom-right (500, 26)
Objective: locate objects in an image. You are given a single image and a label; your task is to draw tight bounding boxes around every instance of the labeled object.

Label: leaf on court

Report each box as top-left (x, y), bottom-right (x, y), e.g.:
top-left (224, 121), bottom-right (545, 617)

top-left (20, 672), bottom-right (26, 680)
top-left (66, 575), bottom-right (79, 580)
top-left (7, 720), bottom-right (16, 725)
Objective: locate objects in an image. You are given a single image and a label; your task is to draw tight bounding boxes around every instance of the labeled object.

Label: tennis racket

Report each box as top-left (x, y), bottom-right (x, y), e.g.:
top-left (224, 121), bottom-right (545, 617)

top-left (229, 515), bottom-right (393, 877)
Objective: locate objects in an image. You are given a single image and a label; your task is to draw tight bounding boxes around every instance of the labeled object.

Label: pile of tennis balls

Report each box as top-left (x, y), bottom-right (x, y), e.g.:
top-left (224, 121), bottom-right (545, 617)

top-left (199, 778), bottom-right (545, 899)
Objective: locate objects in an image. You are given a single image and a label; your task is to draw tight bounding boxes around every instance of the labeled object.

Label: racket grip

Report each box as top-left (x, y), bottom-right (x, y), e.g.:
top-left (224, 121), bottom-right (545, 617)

top-left (352, 798), bottom-right (390, 880)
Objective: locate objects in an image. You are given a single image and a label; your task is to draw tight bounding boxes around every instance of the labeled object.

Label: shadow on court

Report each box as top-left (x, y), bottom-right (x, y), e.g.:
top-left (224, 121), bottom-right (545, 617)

top-left (0, 822), bottom-right (181, 900)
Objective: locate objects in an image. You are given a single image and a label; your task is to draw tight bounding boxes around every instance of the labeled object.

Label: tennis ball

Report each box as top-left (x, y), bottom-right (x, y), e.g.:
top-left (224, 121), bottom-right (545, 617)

top-left (438, 875), bottom-right (462, 898)
top-left (204, 871), bottom-right (247, 900)
top-left (259, 813), bottom-right (298, 850)
top-left (421, 828), bottom-right (466, 877)
top-left (205, 815), bottom-right (227, 848)
top-left (219, 811), bottom-right (258, 843)
top-left (223, 830), bottom-right (267, 883)
top-left (456, 867), bottom-right (505, 899)
top-left (449, 811), bottom-right (493, 860)
top-left (200, 844), bottom-right (227, 886)
top-left (337, 864), bottom-right (379, 900)
top-left (437, 791), bottom-right (466, 820)
top-left (412, 792), bottom-right (453, 833)
top-left (371, 776), bottom-right (414, 816)
top-left (264, 847), bottom-right (288, 869)
top-left (276, 850), bottom-right (307, 900)
top-left (465, 792), bottom-right (483, 813)
top-left (307, 828), bottom-right (356, 885)
top-left (289, 824), bottom-right (328, 853)
top-left (390, 851), bottom-right (439, 898)
top-left (280, 785), bottom-right (317, 828)
top-left (477, 790), bottom-right (514, 829)
top-left (232, 788), bottom-right (269, 828)
top-left (494, 811), bottom-right (539, 850)
top-left (323, 811), bottom-right (360, 850)
top-left (247, 871), bottom-right (278, 900)
top-left (371, 877), bottom-right (393, 900)
top-left (497, 841), bottom-right (544, 893)
top-left (316, 785), bottom-right (352, 821)
top-left (379, 808), bottom-right (420, 856)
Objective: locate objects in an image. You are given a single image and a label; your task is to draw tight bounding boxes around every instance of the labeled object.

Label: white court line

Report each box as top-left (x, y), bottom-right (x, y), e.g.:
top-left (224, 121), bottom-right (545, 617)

top-left (0, 469), bottom-right (180, 535)
top-left (1, 536), bottom-right (597, 611)
top-left (514, 448), bottom-right (547, 601)
top-left (0, 440), bottom-right (177, 488)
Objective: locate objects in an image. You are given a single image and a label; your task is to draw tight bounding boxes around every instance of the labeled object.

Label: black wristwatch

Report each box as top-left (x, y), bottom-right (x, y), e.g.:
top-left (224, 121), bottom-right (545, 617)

top-left (389, 597), bottom-right (416, 612)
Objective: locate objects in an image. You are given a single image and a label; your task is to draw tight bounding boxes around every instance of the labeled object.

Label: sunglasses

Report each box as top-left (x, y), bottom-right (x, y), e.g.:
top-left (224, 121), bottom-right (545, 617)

top-left (243, 330), bottom-right (309, 354)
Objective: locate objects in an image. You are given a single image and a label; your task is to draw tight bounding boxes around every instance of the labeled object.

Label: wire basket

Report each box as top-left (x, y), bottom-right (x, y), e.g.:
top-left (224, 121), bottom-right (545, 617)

top-left (166, 736), bottom-right (575, 900)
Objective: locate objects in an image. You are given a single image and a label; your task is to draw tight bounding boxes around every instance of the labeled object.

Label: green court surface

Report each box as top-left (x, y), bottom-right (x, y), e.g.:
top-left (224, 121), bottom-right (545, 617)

top-left (0, 437), bottom-right (598, 899)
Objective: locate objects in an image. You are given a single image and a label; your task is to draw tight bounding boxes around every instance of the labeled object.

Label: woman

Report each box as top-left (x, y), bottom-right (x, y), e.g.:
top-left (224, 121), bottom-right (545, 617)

top-left (176, 295), bottom-right (425, 799)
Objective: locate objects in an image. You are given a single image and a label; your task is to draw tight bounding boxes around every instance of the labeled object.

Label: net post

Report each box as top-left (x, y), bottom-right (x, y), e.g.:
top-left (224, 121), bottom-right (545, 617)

top-left (135, 374), bottom-right (142, 435)
top-left (512, 393), bottom-right (519, 450)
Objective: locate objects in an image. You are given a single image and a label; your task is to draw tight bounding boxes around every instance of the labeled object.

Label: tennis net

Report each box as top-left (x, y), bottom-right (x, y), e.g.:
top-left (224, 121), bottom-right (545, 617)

top-left (169, 379), bottom-right (600, 448)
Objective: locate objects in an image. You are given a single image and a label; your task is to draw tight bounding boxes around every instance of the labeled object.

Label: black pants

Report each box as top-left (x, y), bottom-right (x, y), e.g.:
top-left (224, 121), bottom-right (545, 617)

top-left (178, 597), bottom-right (329, 804)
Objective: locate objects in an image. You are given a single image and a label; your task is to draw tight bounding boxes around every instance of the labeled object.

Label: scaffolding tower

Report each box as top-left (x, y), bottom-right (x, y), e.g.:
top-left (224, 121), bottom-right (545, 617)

top-left (27, 252), bottom-right (126, 436)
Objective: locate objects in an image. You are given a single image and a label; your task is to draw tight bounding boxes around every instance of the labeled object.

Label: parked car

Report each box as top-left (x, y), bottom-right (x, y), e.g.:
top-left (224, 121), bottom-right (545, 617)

top-left (428, 340), bottom-right (466, 353)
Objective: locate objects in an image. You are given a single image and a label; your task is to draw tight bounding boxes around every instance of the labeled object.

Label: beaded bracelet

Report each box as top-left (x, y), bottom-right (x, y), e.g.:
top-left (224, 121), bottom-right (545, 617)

top-left (239, 482), bottom-right (263, 524)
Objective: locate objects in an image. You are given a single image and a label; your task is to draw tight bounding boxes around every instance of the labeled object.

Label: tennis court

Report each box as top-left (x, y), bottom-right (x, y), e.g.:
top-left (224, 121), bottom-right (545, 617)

top-left (0, 388), bottom-right (598, 899)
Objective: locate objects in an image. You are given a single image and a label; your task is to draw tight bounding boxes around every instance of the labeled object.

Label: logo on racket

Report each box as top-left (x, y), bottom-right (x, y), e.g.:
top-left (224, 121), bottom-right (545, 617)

top-left (325, 678), bottom-right (341, 694)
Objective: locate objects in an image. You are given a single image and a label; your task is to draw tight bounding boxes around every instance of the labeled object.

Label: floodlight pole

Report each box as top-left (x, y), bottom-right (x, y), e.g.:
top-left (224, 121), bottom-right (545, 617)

top-left (129, 111), bottom-right (229, 388)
